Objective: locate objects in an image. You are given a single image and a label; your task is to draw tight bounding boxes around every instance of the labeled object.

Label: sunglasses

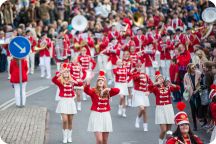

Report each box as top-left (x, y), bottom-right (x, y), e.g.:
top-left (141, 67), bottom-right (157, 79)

top-left (191, 66), bottom-right (196, 69)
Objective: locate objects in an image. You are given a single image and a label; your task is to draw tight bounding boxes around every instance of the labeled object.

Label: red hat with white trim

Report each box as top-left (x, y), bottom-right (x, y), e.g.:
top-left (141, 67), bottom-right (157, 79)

top-left (155, 71), bottom-right (163, 81)
top-left (97, 70), bottom-right (106, 81)
top-left (209, 84), bottom-right (216, 99)
top-left (175, 102), bottom-right (189, 125)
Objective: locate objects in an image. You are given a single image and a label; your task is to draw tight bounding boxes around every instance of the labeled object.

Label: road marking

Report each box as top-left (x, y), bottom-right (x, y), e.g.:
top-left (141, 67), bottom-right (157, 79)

top-left (0, 86), bottom-right (50, 111)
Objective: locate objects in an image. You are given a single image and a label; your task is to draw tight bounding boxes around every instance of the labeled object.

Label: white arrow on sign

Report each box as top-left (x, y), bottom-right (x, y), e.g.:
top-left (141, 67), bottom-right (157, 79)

top-left (13, 42), bottom-right (26, 54)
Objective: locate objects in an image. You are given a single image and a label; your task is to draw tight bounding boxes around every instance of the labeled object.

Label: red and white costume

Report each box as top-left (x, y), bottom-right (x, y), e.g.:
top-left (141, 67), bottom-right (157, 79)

top-left (27, 36), bottom-right (37, 74)
top-left (149, 71), bottom-right (180, 124)
top-left (132, 71), bottom-right (153, 107)
top-left (209, 86), bottom-right (216, 142)
top-left (70, 62), bottom-right (86, 89)
top-left (52, 71), bottom-right (78, 115)
top-left (157, 39), bottom-right (174, 79)
top-left (38, 37), bottom-right (52, 78)
top-left (166, 102), bottom-right (203, 144)
top-left (10, 59), bottom-right (28, 106)
top-left (170, 18), bottom-right (184, 30)
top-left (97, 36), bottom-right (109, 71)
top-left (123, 58), bottom-right (133, 87)
top-left (113, 67), bottom-right (129, 96)
top-left (84, 71), bottom-right (120, 132)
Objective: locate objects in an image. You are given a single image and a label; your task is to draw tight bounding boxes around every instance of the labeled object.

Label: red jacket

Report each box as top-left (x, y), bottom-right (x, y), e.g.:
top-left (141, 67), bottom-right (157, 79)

top-left (10, 59), bottom-right (28, 83)
top-left (149, 84), bottom-right (180, 105)
top-left (84, 84), bottom-right (120, 112)
top-left (28, 36), bottom-right (37, 53)
top-left (158, 40), bottom-right (174, 60)
top-left (210, 102), bottom-right (216, 124)
top-left (52, 74), bottom-right (76, 98)
top-left (130, 53), bottom-right (140, 67)
top-left (70, 63), bottom-right (86, 86)
top-left (77, 55), bottom-right (96, 71)
top-left (113, 67), bottom-right (128, 83)
top-left (133, 72), bottom-right (153, 92)
top-left (166, 135), bottom-right (203, 144)
top-left (177, 50), bottom-right (191, 70)
top-left (38, 38), bottom-right (52, 57)
top-left (169, 63), bottom-right (180, 83)
top-left (104, 43), bottom-right (121, 65)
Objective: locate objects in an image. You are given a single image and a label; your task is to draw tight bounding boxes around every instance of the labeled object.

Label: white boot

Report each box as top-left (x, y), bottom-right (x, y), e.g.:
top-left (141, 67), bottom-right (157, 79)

top-left (118, 105), bottom-right (123, 116)
top-left (143, 123), bottom-right (148, 131)
top-left (135, 117), bottom-right (140, 128)
top-left (128, 98), bottom-right (132, 107)
top-left (159, 138), bottom-right (163, 144)
top-left (77, 102), bottom-right (81, 111)
top-left (122, 108), bottom-right (127, 117)
top-left (67, 129), bottom-right (72, 143)
top-left (62, 129), bottom-right (68, 143)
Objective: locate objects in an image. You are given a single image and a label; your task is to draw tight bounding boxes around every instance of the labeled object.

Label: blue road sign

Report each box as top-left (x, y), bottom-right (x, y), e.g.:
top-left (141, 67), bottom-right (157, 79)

top-left (9, 36), bottom-right (31, 59)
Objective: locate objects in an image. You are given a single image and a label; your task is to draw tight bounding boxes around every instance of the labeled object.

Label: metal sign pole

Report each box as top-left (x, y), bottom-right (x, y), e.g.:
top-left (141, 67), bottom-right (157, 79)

top-left (19, 59), bottom-right (23, 107)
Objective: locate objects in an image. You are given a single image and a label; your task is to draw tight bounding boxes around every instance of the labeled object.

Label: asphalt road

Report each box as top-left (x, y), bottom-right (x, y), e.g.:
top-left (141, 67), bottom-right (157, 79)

top-left (0, 66), bottom-right (210, 144)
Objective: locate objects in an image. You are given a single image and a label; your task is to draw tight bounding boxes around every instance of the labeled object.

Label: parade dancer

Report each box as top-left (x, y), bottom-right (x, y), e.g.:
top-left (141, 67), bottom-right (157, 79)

top-left (122, 51), bottom-right (133, 107)
top-left (10, 58), bottom-right (28, 107)
top-left (132, 63), bottom-right (153, 131)
top-left (208, 84), bottom-right (216, 142)
top-left (113, 59), bottom-right (129, 117)
top-left (78, 47), bottom-right (96, 101)
top-left (149, 71), bottom-right (180, 144)
top-left (38, 33), bottom-right (52, 79)
top-left (70, 57), bottom-right (86, 111)
top-left (52, 63), bottom-right (80, 143)
top-left (166, 102), bottom-right (203, 144)
top-left (84, 70), bottom-right (120, 144)
top-left (26, 30), bottom-right (37, 74)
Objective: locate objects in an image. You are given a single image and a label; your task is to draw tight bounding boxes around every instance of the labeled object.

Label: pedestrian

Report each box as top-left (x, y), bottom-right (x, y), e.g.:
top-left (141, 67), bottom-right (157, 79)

top-left (52, 63), bottom-right (79, 143)
top-left (166, 102), bottom-right (203, 144)
top-left (10, 58), bottom-right (28, 107)
top-left (113, 59), bottom-right (129, 118)
top-left (149, 71), bottom-right (180, 144)
top-left (183, 63), bottom-right (202, 131)
top-left (132, 63), bottom-right (153, 131)
top-left (84, 70), bottom-right (120, 144)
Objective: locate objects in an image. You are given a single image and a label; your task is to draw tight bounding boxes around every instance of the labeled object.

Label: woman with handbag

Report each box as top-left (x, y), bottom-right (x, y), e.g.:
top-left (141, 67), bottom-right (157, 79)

top-left (183, 63), bottom-right (202, 131)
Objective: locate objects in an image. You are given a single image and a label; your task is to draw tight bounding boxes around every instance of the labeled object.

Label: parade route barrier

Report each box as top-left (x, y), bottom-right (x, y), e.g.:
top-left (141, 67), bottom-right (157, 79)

top-left (0, 106), bottom-right (47, 144)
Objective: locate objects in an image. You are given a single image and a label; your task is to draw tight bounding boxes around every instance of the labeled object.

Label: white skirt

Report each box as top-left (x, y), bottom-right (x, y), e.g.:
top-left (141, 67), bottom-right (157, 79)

top-left (127, 80), bottom-right (134, 87)
top-left (88, 111), bottom-right (113, 132)
top-left (115, 82), bottom-right (129, 95)
top-left (74, 86), bottom-right (84, 90)
top-left (133, 90), bottom-right (150, 107)
top-left (56, 97), bottom-right (77, 114)
top-left (155, 104), bottom-right (175, 124)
